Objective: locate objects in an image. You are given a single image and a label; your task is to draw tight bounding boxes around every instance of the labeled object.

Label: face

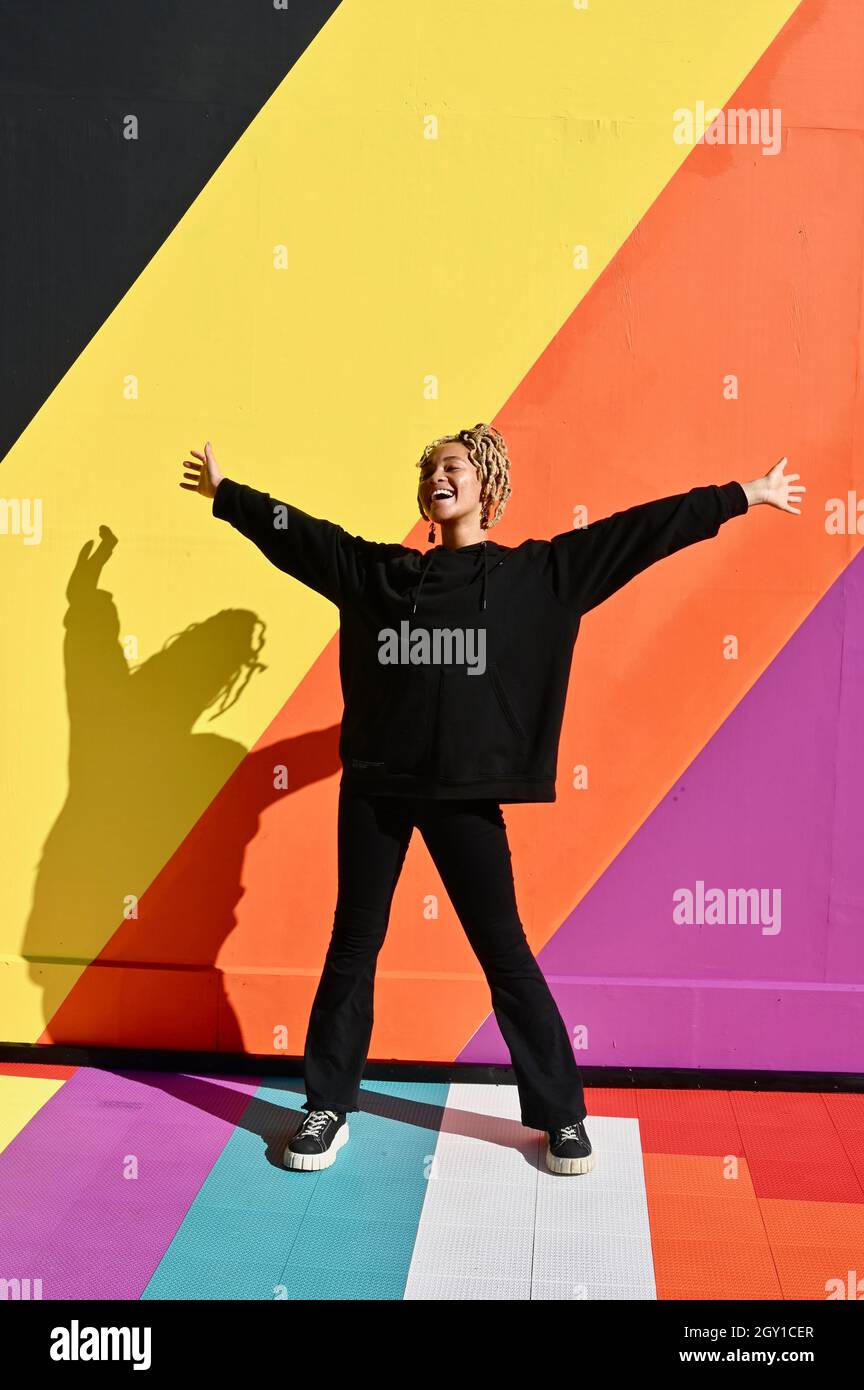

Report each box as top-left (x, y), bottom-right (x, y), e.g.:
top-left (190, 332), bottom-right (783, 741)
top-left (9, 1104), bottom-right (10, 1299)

top-left (418, 441), bottom-right (483, 526)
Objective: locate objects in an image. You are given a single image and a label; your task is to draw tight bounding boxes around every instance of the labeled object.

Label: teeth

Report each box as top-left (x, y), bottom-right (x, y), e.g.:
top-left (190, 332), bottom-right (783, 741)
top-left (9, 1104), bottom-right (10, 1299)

top-left (432, 490), bottom-right (454, 499)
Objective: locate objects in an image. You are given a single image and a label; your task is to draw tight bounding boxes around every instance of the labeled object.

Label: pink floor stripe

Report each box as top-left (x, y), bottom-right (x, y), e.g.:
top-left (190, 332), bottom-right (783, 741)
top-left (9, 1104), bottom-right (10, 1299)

top-left (0, 1067), bottom-right (260, 1300)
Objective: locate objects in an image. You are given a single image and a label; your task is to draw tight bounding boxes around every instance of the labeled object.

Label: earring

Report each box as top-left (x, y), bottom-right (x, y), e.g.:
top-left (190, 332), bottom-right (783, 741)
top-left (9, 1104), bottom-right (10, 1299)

top-left (427, 519), bottom-right (435, 542)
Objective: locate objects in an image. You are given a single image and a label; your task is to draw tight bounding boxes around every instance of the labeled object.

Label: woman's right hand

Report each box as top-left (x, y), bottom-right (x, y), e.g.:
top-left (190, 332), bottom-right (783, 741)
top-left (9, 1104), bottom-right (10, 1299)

top-left (180, 441), bottom-right (224, 500)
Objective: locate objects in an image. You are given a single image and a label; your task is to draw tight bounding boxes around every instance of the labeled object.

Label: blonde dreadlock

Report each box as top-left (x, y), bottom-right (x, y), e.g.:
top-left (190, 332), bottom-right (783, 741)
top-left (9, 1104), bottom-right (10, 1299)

top-left (415, 422), bottom-right (513, 531)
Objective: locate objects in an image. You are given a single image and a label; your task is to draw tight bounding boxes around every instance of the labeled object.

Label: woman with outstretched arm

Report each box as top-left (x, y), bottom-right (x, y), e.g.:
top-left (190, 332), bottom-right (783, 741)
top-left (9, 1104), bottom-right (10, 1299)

top-left (181, 429), bottom-right (804, 1175)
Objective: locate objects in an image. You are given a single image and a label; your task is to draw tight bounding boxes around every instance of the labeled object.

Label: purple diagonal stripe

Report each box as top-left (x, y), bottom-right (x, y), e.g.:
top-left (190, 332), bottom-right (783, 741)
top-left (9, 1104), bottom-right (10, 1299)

top-left (460, 549), bottom-right (864, 1072)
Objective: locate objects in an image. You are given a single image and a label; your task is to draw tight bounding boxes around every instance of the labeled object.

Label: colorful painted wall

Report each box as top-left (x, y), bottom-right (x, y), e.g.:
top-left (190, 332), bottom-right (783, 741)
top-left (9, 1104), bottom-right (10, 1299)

top-left (2, 0), bottom-right (862, 1072)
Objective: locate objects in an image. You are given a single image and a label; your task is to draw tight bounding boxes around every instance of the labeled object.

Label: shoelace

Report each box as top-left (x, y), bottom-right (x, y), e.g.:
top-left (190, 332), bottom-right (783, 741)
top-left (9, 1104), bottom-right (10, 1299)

top-left (555, 1122), bottom-right (585, 1141)
top-left (299, 1109), bottom-right (339, 1137)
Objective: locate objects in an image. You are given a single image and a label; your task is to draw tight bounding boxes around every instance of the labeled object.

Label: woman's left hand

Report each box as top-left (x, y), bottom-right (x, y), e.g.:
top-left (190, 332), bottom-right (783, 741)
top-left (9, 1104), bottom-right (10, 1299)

top-left (745, 457), bottom-right (806, 513)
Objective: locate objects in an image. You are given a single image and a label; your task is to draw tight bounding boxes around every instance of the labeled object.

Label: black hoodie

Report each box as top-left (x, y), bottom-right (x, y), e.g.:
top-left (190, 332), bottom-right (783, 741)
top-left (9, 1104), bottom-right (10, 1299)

top-left (212, 476), bottom-right (749, 802)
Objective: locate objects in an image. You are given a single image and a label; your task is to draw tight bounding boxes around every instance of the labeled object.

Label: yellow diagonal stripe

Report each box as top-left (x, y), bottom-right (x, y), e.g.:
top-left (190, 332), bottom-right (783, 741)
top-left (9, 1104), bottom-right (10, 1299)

top-left (0, 0), bottom-right (799, 1038)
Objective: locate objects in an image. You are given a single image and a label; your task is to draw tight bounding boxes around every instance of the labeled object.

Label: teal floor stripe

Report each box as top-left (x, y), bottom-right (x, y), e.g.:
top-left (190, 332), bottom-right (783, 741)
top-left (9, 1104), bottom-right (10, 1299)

top-left (142, 1078), bottom-right (450, 1301)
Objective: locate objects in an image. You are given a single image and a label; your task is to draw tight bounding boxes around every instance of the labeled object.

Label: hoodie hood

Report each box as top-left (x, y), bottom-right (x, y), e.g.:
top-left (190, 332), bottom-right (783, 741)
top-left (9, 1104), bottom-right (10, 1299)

top-left (412, 539), bottom-right (505, 615)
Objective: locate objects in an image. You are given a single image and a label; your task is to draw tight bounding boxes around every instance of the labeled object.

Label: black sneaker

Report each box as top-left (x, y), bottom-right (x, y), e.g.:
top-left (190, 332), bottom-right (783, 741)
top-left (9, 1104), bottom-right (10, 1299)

top-left (545, 1119), bottom-right (595, 1175)
top-left (284, 1109), bottom-right (350, 1171)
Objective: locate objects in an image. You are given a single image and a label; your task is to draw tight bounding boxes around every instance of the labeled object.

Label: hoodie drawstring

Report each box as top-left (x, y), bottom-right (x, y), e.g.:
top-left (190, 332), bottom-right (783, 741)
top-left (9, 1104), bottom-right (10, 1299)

top-left (481, 540), bottom-right (488, 611)
top-left (412, 550), bottom-right (432, 614)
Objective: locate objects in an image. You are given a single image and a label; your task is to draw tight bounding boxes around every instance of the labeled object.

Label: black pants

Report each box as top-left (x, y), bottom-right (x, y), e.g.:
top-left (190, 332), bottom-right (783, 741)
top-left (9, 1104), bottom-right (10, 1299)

top-left (301, 784), bottom-right (586, 1130)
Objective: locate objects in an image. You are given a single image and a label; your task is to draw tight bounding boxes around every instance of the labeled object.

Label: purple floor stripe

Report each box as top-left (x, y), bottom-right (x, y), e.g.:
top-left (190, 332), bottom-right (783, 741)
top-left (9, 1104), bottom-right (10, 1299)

top-left (0, 1067), bottom-right (260, 1300)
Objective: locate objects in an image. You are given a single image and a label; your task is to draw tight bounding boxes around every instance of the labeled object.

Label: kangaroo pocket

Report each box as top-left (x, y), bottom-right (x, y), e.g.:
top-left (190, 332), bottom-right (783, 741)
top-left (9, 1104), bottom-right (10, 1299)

top-left (348, 664), bottom-right (435, 773)
top-left (434, 661), bottom-right (531, 781)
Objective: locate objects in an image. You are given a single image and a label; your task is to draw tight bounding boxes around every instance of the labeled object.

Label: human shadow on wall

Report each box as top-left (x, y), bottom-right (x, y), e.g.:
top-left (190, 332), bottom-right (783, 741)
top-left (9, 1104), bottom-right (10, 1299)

top-left (21, 524), bottom-right (341, 1048)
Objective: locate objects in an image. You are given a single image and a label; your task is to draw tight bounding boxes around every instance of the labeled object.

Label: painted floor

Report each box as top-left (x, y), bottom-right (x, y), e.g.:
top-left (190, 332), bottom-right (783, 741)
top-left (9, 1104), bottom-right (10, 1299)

top-left (1, 1063), bottom-right (862, 1300)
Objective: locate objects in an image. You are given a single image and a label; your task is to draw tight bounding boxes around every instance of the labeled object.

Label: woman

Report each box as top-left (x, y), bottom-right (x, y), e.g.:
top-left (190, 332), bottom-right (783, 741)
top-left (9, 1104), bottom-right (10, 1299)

top-left (181, 426), bottom-right (803, 1176)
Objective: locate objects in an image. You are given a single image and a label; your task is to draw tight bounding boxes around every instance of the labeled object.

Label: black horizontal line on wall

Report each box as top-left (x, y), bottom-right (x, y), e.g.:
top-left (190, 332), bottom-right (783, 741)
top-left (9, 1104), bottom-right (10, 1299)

top-left (1, 1041), bottom-right (862, 1094)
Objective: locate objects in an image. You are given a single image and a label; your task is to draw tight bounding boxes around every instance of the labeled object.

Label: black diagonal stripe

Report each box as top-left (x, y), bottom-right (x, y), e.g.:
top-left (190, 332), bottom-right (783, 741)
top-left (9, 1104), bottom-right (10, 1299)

top-left (0, 0), bottom-right (343, 464)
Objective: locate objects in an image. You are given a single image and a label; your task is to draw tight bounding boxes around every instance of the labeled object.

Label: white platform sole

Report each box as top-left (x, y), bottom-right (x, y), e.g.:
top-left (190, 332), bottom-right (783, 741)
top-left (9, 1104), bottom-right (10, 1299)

top-left (545, 1144), bottom-right (596, 1175)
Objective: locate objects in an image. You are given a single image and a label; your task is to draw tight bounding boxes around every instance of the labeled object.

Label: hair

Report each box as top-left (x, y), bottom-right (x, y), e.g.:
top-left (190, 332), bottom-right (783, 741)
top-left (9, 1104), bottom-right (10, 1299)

top-left (128, 612), bottom-right (268, 720)
top-left (415, 422), bottom-right (513, 531)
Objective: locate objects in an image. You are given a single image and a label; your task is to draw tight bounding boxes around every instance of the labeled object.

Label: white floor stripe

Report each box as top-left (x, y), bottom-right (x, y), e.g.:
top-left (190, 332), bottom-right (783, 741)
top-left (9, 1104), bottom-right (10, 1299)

top-left (404, 1084), bottom-right (656, 1301)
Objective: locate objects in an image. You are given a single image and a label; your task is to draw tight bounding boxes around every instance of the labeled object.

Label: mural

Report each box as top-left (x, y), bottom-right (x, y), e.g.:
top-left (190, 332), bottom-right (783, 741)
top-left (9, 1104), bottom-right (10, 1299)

top-left (1, 0), bottom-right (861, 1080)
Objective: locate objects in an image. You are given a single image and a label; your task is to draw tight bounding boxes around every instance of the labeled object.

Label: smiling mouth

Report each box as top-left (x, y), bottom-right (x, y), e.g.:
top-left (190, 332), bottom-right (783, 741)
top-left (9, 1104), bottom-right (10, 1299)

top-left (430, 489), bottom-right (455, 503)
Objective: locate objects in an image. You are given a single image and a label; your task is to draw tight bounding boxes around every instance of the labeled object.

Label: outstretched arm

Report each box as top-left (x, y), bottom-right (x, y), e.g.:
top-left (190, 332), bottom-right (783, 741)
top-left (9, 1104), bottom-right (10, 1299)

top-left (63, 527), bottom-right (129, 719)
top-left (546, 456), bottom-right (805, 615)
top-left (181, 441), bottom-right (368, 607)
